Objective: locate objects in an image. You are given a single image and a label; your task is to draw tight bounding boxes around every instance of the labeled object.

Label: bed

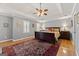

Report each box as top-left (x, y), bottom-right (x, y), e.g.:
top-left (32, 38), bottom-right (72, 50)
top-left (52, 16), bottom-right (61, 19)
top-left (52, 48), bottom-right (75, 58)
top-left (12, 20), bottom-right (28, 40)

top-left (35, 27), bottom-right (60, 43)
top-left (46, 27), bottom-right (60, 40)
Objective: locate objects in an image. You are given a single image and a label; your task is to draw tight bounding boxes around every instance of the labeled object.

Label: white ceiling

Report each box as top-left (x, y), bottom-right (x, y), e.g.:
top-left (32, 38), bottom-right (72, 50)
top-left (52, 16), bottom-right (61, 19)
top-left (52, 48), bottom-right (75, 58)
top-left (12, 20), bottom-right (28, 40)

top-left (0, 3), bottom-right (78, 22)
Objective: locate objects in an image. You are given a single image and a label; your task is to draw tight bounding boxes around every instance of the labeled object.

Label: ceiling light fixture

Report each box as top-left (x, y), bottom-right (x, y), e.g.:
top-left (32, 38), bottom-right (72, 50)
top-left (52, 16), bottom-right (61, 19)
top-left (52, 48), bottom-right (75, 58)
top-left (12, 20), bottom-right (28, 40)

top-left (34, 3), bottom-right (48, 16)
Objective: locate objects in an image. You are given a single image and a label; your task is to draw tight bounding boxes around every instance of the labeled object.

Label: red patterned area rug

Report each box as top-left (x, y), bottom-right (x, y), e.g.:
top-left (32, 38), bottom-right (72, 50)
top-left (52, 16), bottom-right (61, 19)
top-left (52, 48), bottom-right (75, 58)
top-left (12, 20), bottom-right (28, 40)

top-left (2, 40), bottom-right (61, 56)
top-left (43, 42), bottom-right (60, 56)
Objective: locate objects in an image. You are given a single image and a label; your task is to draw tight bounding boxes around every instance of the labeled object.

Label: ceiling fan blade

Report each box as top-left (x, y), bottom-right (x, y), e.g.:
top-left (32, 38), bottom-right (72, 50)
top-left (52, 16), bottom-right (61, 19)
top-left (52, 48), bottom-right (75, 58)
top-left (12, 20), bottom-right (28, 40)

top-left (44, 13), bottom-right (47, 15)
top-left (33, 13), bottom-right (37, 14)
top-left (36, 8), bottom-right (39, 11)
top-left (44, 9), bottom-right (48, 11)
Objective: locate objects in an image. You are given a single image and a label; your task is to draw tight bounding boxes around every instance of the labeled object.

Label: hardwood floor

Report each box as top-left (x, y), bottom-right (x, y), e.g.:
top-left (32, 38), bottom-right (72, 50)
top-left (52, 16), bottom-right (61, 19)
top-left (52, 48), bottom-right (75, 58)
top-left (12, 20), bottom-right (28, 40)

top-left (0, 36), bottom-right (33, 47)
top-left (57, 39), bottom-right (76, 56)
top-left (0, 37), bottom-right (76, 56)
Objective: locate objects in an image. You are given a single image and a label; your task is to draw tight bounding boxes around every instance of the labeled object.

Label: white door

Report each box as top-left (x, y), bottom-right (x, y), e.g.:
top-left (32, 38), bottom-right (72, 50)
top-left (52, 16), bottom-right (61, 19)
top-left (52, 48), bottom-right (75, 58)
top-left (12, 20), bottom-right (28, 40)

top-left (74, 14), bottom-right (79, 55)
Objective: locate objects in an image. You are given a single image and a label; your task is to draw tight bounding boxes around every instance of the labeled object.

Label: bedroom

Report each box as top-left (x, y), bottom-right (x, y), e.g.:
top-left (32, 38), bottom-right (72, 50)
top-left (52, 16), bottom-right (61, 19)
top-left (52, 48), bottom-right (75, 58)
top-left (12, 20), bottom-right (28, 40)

top-left (0, 3), bottom-right (79, 56)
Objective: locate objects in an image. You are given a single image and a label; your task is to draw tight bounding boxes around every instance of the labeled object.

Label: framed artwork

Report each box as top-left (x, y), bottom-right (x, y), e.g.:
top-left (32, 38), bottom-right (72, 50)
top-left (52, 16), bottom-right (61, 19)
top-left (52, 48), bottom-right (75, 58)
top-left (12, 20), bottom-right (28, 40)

top-left (32, 24), bottom-right (34, 28)
top-left (3, 23), bottom-right (9, 28)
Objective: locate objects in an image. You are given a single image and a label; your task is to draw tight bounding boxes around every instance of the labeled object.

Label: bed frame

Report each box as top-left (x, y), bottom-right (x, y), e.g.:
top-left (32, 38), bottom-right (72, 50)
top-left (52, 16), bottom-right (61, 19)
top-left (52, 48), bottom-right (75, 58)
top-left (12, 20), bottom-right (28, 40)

top-left (35, 31), bottom-right (56, 44)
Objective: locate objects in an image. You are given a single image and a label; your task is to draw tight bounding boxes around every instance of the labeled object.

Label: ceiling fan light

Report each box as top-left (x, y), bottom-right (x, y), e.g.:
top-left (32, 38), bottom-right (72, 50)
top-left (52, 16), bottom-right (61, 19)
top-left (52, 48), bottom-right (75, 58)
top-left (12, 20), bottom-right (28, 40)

top-left (34, 3), bottom-right (48, 16)
top-left (37, 12), bottom-right (40, 16)
top-left (40, 12), bottom-right (45, 16)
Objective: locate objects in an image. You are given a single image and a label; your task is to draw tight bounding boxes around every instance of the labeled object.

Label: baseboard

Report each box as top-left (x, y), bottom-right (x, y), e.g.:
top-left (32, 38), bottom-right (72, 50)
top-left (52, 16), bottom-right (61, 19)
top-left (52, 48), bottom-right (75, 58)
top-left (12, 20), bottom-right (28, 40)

top-left (13, 36), bottom-right (34, 41)
top-left (0, 36), bottom-right (34, 43)
top-left (0, 39), bottom-right (13, 43)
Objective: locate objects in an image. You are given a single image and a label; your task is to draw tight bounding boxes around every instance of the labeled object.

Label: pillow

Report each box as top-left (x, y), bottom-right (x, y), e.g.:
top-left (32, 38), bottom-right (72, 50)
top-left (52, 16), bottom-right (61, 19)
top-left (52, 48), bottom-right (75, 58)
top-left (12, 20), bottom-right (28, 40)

top-left (52, 29), bottom-right (59, 32)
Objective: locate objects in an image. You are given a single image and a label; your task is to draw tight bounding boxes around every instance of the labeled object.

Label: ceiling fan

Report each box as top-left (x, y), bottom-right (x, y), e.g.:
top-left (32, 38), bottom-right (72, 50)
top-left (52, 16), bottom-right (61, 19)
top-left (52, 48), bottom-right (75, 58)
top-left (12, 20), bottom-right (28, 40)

top-left (34, 3), bottom-right (48, 16)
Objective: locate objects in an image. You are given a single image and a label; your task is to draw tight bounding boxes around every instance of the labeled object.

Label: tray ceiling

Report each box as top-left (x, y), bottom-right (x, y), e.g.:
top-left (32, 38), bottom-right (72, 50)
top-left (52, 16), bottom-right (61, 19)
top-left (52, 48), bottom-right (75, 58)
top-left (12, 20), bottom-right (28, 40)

top-left (0, 3), bottom-right (78, 22)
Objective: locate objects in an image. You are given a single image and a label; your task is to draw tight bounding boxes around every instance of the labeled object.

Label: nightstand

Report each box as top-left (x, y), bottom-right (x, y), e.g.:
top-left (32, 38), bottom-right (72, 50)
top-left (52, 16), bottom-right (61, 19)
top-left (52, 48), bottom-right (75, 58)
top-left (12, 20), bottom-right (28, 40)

top-left (59, 31), bottom-right (71, 40)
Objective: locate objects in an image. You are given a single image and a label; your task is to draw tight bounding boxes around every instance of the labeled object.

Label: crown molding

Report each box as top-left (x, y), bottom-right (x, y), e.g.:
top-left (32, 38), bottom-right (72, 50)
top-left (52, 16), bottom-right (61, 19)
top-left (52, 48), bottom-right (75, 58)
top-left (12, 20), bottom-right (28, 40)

top-left (0, 8), bottom-right (40, 22)
top-left (0, 8), bottom-right (73, 23)
top-left (39, 15), bottom-right (72, 22)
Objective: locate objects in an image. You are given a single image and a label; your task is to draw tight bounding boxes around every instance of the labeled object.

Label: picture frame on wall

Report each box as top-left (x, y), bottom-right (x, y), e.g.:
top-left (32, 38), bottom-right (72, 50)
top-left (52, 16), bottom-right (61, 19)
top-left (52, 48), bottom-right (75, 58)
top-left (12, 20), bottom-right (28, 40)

top-left (32, 24), bottom-right (34, 28)
top-left (3, 23), bottom-right (9, 28)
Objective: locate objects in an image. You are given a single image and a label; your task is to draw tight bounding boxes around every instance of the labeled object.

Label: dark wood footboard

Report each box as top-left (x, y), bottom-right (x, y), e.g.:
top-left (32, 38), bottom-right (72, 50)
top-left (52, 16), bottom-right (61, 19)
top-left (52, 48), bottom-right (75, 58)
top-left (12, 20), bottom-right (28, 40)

top-left (35, 32), bottom-right (56, 44)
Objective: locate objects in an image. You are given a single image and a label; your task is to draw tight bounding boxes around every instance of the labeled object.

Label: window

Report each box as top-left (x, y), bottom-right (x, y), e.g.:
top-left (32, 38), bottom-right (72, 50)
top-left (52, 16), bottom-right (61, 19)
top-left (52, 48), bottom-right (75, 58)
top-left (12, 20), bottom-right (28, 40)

top-left (23, 20), bottom-right (30, 33)
top-left (36, 23), bottom-right (41, 31)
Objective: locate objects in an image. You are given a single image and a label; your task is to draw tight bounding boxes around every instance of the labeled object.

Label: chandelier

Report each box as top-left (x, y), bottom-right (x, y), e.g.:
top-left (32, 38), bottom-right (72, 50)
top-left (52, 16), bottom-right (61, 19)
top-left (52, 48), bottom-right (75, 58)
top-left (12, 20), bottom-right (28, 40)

top-left (34, 3), bottom-right (48, 16)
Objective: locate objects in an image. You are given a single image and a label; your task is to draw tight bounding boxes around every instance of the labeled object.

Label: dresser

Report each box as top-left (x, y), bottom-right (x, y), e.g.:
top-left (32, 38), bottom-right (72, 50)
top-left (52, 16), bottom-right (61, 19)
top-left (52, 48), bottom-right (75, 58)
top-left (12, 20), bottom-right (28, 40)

top-left (59, 31), bottom-right (71, 40)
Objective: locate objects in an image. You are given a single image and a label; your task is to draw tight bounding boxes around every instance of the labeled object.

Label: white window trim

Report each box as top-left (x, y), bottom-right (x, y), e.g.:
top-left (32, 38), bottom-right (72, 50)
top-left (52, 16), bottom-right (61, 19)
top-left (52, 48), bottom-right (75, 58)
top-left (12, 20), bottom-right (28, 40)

top-left (23, 20), bottom-right (30, 33)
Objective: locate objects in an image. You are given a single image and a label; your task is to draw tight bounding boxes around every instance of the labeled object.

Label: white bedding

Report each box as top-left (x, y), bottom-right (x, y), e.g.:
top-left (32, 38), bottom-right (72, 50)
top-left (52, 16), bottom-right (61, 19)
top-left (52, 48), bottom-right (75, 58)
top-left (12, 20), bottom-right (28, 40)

top-left (53, 32), bottom-right (60, 41)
